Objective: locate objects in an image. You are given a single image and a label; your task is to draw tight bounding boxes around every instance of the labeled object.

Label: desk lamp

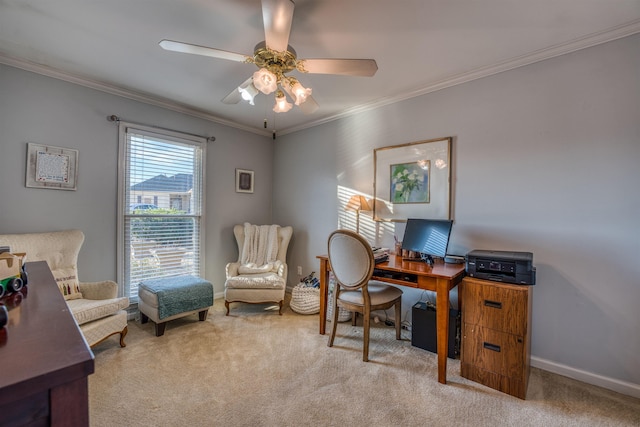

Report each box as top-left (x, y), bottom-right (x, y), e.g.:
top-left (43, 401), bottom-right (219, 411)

top-left (345, 195), bottom-right (371, 234)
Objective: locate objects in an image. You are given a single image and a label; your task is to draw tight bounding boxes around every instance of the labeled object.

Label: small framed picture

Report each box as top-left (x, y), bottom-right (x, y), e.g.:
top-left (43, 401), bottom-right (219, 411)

top-left (235, 169), bottom-right (254, 193)
top-left (26, 143), bottom-right (78, 191)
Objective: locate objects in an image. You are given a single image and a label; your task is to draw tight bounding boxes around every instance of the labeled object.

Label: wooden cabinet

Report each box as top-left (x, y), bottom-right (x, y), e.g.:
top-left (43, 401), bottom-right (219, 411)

top-left (0, 261), bottom-right (94, 426)
top-left (460, 277), bottom-right (532, 399)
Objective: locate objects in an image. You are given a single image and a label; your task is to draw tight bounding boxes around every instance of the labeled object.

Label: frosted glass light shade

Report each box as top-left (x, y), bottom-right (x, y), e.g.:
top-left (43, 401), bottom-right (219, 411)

top-left (238, 83), bottom-right (258, 105)
top-left (291, 81), bottom-right (312, 105)
top-left (253, 68), bottom-right (278, 94)
top-left (273, 90), bottom-right (293, 113)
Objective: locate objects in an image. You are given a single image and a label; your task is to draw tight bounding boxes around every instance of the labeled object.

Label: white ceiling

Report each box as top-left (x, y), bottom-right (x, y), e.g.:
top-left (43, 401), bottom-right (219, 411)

top-left (1, 1), bottom-right (639, 136)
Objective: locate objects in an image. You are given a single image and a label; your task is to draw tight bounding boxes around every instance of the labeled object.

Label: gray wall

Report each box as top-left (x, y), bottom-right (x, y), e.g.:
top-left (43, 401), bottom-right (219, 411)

top-left (0, 64), bottom-right (274, 296)
top-left (273, 35), bottom-right (640, 394)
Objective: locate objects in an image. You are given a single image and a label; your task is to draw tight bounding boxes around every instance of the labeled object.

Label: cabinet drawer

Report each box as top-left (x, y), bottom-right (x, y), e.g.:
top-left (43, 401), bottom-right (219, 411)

top-left (461, 277), bottom-right (528, 335)
top-left (461, 323), bottom-right (525, 378)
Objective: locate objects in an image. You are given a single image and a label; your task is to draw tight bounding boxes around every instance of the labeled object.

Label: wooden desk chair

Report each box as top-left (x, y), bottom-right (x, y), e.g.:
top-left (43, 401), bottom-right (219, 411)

top-left (327, 229), bottom-right (403, 361)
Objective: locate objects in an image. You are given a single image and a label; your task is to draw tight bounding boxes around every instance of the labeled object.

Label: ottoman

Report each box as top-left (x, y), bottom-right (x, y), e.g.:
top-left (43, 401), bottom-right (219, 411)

top-left (138, 275), bottom-right (214, 336)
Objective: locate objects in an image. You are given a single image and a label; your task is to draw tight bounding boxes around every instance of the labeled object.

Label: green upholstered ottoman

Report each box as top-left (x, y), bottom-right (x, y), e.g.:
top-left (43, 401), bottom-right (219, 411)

top-left (138, 275), bottom-right (214, 336)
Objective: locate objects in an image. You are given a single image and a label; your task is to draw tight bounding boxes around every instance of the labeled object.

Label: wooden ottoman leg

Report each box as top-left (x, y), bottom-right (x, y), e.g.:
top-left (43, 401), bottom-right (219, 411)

top-left (140, 312), bottom-right (149, 324)
top-left (198, 309), bottom-right (208, 321)
top-left (155, 322), bottom-right (166, 337)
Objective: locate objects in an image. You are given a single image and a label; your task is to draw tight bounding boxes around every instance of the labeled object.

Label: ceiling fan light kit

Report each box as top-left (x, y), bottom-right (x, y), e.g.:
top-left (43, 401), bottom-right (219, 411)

top-left (273, 90), bottom-right (293, 113)
top-left (252, 67), bottom-right (279, 95)
top-left (238, 81), bottom-right (259, 105)
top-left (286, 77), bottom-right (312, 106)
top-left (159, 0), bottom-right (377, 122)
top-left (248, 44), bottom-right (313, 112)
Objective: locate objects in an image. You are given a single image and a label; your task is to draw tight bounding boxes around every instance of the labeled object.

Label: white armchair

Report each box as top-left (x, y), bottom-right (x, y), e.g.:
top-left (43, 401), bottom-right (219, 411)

top-left (0, 230), bottom-right (129, 348)
top-left (224, 224), bottom-right (293, 315)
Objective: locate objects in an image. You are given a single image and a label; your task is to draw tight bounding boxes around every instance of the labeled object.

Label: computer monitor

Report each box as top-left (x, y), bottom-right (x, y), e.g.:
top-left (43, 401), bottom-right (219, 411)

top-left (401, 218), bottom-right (453, 265)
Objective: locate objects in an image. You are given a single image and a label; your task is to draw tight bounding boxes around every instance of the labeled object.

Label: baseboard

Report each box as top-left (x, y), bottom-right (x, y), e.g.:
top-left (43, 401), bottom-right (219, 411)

top-left (531, 356), bottom-right (640, 399)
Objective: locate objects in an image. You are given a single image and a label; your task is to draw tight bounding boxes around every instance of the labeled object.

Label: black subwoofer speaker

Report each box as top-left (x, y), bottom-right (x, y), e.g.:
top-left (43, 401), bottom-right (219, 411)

top-left (411, 301), bottom-right (459, 359)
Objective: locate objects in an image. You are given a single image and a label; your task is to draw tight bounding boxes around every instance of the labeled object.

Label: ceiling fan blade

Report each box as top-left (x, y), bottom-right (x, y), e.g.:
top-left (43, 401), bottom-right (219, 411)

top-left (298, 59), bottom-right (378, 77)
top-left (262, 0), bottom-right (295, 52)
top-left (221, 77), bottom-right (254, 104)
top-left (159, 40), bottom-right (249, 62)
top-left (297, 95), bottom-right (319, 115)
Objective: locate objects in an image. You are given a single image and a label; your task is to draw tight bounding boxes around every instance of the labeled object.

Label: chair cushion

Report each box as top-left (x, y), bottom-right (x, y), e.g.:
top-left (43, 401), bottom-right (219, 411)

top-left (338, 283), bottom-right (403, 306)
top-left (80, 310), bottom-right (128, 347)
top-left (52, 266), bottom-right (83, 300)
top-left (66, 296), bottom-right (129, 325)
top-left (225, 272), bottom-right (285, 290)
top-left (238, 261), bottom-right (281, 274)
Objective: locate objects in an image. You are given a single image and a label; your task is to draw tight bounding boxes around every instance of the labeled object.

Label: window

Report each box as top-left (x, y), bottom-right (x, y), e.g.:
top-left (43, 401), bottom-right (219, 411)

top-left (118, 124), bottom-right (206, 302)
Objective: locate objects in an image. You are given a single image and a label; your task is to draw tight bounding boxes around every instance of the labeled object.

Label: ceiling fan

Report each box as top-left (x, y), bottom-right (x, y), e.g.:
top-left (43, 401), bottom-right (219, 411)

top-left (159, 0), bottom-right (377, 115)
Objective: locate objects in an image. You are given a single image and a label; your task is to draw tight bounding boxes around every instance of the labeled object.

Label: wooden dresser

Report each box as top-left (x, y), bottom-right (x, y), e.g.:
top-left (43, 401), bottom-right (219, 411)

top-left (0, 261), bottom-right (95, 426)
top-left (460, 276), bottom-right (532, 399)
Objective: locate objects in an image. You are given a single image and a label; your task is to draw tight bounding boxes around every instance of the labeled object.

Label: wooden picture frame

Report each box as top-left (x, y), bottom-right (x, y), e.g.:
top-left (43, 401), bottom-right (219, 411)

top-left (235, 168), bottom-right (254, 193)
top-left (373, 137), bottom-right (452, 221)
top-left (26, 143), bottom-right (78, 191)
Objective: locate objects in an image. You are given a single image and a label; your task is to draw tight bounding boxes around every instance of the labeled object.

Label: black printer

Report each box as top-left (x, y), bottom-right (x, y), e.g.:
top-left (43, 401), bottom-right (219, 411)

top-left (465, 250), bottom-right (536, 285)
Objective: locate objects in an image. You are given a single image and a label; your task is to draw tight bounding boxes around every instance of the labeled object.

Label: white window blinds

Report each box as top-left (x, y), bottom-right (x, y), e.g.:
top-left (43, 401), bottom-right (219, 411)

top-left (118, 124), bottom-right (205, 302)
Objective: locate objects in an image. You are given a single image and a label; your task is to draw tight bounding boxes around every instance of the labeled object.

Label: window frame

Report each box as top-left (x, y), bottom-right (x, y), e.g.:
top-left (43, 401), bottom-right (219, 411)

top-left (117, 122), bottom-right (206, 301)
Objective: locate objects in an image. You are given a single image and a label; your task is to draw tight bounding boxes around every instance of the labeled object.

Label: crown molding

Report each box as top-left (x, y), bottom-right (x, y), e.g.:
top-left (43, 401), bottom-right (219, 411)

top-left (1, 19), bottom-right (638, 137)
top-left (0, 53), bottom-right (271, 137)
top-left (279, 19), bottom-right (640, 136)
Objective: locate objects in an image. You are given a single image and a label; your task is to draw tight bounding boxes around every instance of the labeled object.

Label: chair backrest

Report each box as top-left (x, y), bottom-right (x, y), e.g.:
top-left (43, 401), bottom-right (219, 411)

top-left (0, 230), bottom-right (85, 299)
top-left (233, 224), bottom-right (293, 264)
top-left (0, 229), bottom-right (84, 274)
top-left (327, 229), bottom-right (374, 291)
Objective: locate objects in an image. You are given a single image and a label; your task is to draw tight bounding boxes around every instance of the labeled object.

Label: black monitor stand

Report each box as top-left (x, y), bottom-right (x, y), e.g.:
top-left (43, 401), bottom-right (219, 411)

top-left (402, 252), bottom-right (435, 266)
top-left (421, 253), bottom-right (435, 266)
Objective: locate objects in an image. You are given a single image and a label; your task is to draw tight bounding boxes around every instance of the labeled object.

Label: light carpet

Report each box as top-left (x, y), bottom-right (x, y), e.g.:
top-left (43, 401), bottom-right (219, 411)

top-left (89, 298), bottom-right (640, 427)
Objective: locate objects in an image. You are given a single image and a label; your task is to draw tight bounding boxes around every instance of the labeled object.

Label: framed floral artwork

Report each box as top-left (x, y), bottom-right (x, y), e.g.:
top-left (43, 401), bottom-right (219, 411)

top-left (373, 137), bottom-right (452, 221)
top-left (390, 161), bottom-right (429, 204)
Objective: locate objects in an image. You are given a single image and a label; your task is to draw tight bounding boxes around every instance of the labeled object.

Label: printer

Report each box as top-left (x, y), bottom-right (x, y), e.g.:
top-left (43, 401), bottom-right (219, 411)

top-left (465, 250), bottom-right (536, 285)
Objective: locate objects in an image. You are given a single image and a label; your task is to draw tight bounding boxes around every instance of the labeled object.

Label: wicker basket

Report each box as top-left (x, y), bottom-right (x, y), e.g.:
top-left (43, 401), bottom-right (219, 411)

top-left (327, 292), bottom-right (352, 322)
top-left (290, 283), bottom-right (320, 315)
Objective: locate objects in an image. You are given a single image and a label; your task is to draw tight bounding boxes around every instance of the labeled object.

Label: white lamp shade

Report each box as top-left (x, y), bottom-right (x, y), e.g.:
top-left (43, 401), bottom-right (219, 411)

top-left (238, 83), bottom-right (258, 105)
top-left (291, 81), bottom-right (312, 105)
top-left (273, 91), bottom-right (293, 113)
top-left (253, 68), bottom-right (278, 94)
top-left (345, 195), bottom-right (372, 212)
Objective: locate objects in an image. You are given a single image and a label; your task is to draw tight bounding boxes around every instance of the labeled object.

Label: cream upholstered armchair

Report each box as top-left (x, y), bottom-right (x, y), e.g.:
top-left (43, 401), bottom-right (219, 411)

top-left (224, 223), bottom-right (293, 315)
top-left (0, 230), bottom-right (129, 348)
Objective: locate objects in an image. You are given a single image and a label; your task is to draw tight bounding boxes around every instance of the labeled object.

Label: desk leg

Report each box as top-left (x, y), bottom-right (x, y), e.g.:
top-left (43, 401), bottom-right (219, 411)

top-left (319, 258), bottom-right (329, 335)
top-left (436, 278), bottom-right (450, 384)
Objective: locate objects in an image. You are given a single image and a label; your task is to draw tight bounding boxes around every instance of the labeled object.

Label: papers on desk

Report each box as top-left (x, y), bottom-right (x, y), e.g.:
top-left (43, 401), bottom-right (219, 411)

top-left (372, 247), bottom-right (389, 264)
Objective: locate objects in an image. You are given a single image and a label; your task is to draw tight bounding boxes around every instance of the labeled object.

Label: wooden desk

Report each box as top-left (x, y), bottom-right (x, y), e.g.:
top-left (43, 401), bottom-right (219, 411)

top-left (317, 254), bottom-right (465, 384)
top-left (0, 261), bottom-right (95, 426)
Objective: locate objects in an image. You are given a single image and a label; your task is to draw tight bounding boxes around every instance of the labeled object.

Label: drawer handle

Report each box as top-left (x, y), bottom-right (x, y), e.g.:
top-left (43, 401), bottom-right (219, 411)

top-left (484, 300), bottom-right (502, 309)
top-left (483, 342), bottom-right (501, 352)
